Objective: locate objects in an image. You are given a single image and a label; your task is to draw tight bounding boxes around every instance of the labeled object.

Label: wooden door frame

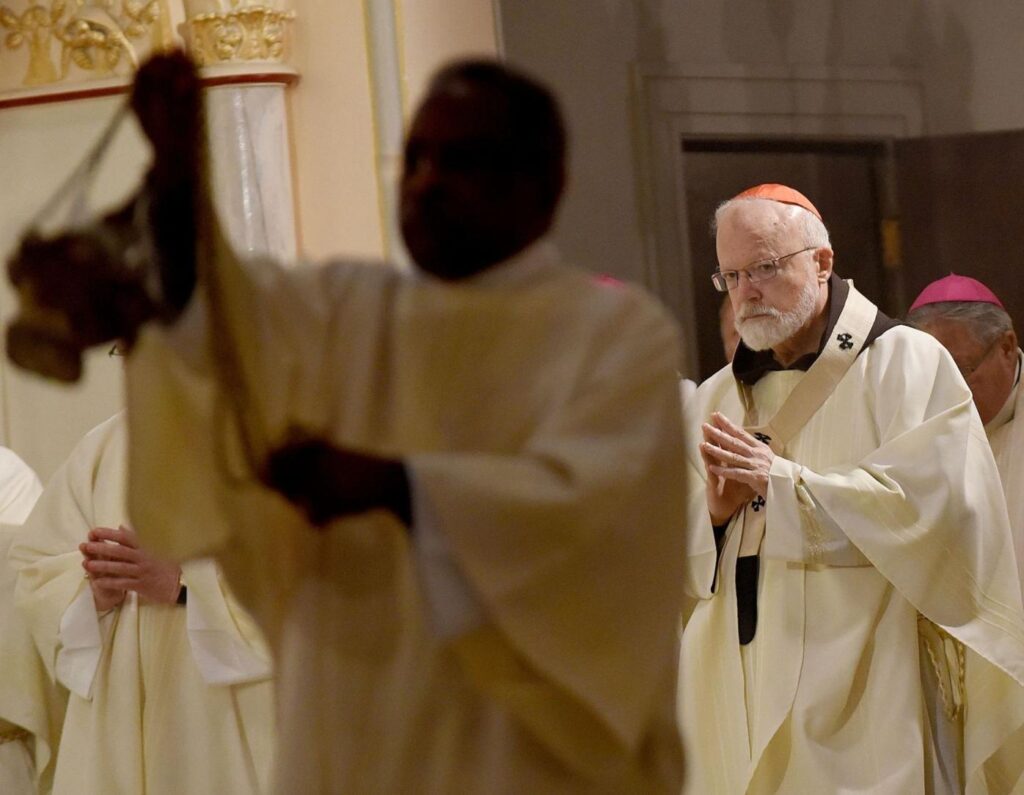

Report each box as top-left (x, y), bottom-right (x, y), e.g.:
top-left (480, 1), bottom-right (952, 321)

top-left (630, 61), bottom-right (924, 377)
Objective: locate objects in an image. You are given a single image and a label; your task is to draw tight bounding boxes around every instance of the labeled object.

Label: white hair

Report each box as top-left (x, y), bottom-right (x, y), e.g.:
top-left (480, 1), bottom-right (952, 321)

top-left (907, 300), bottom-right (1012, 348)
top-left (711, 197), bottom-right (831, 249)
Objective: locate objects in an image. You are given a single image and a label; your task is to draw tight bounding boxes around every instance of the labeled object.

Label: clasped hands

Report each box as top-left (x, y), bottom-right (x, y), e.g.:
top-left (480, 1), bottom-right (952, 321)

top-left (699, 412), bottom-right (775, 525)
top-left (80, 525), bottom-right (182, 612)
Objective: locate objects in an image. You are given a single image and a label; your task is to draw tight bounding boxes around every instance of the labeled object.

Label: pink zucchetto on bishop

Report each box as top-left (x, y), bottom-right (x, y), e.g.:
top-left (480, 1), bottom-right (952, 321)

top-left (909, 273), bottom-right (1005, 312)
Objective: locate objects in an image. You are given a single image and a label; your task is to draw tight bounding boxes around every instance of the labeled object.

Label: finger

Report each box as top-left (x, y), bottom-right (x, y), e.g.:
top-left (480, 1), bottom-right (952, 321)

top-left (704, 424), bottom-right (754, 456)
top-left (700, 442), bottom-right (729, 472)
top-left (87, 526), bottom-right (121, 543)
top-left (708, 464), bottom-right (761, 491)
top-left (83, 559), bottom-right (139, 578)
top-left (700, 442), bottom-right (752, 469)
top-left (713, 413), bottom-right (759, 445)
top-left (700, 456), bottom-right (725, 497)
top-left (89, 526), bottom-right (139, 549)
top-left (80, 541), bottom-right (139, 562)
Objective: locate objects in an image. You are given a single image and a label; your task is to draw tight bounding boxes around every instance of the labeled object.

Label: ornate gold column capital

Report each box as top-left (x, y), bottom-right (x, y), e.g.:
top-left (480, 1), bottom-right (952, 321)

top-left (0, 0), bottom-right (174, 94)
top-left (182, 0), bottom-right (294, 68)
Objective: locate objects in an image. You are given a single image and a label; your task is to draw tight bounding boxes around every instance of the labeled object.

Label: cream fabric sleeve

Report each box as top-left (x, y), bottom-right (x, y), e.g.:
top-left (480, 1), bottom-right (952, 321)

top-left (55, 586), bottom-right (115, 698)
top-left (182, 559), bottom-right (272, 685)
top-left (408, 474), bottom-right (485, 639)
top-left (8, 422), bottom-right (109, 685)
top-left (53, 559), bottom-right (271, 694)
top-left (762, 330), bottom-right (1024, 678)
top-left (764, 456), bottom-right (871, 566)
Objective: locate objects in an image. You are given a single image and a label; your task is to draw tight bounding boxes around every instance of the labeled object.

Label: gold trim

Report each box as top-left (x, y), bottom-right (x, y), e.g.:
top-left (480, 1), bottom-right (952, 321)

top-left (0, 1), bottom-right (171, 89)
top-left (184, 4), bottom-right (294, 66)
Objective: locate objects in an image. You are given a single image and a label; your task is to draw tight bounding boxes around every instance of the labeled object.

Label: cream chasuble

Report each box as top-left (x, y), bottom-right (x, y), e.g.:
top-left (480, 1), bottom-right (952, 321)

top-left (0, 453), bottom-right (52, 794)
top-left (122, 242), bottom-right (688, 793)
top-left (680, 282), bottom-right (1024, 795)
top-left (9, 413), bottom-right (275, 795)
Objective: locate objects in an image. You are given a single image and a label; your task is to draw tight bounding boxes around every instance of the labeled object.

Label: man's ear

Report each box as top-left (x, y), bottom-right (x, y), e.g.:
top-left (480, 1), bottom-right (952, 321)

top-left (814, 247), bottom-right (834, 283)
top-left (1001, 328), bottom-right (1018, 356)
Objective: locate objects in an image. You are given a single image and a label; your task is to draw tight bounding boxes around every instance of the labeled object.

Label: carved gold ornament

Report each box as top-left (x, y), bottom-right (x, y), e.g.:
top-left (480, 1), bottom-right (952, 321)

top-left (184, 3), bottom-right (294, 66)
top-left (0, 0), bottom-right (170, 88)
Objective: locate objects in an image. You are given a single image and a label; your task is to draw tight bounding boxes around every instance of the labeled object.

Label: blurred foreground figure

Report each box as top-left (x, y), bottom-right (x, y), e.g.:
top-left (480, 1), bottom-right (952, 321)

top-left (8, 53), bottom-right (689, 791)
top-left (680, 184), bottom-right (1024, 794)
top-left (9, 413), bottom-right (275, 794)
top-left (908, 275), bottom-right (1024, 583)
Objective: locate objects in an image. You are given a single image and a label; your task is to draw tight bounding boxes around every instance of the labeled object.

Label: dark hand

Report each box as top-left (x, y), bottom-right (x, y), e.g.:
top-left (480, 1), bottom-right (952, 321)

top-left (263, 431), bottom-right (412, 529)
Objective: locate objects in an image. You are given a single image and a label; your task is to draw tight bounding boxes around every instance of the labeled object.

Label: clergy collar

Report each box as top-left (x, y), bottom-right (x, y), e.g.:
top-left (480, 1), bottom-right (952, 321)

top-left (986, 349), bottom-right (1022, 434)
top-left (731, 273), bottom-right (900, 386)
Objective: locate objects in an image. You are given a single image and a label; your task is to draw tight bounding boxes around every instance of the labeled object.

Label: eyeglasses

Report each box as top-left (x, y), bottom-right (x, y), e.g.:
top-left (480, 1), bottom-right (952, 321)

top-left (957, 336), bottom-right (1002, 381)
top-left (711, 246), bottom-right (818, 293)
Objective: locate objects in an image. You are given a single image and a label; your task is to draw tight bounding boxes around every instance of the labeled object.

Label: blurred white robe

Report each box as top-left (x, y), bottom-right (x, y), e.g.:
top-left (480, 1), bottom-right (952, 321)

top-left (10, 413), bottom-right (275, 795)
top-left (0, 451), bottom-right (48, 794)
top-left (681, 300), bottom-right (1024, 794)
top-left (123, 242), bottom-right (688, 793)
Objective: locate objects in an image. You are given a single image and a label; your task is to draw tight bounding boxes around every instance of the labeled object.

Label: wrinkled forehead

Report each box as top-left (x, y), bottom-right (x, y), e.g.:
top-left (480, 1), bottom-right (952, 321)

top-left (715, 200), bottom-right (804, 267)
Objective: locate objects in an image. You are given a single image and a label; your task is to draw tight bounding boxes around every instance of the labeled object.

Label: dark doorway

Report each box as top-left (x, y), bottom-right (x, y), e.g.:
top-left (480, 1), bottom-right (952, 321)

top-left (682, 139), bottom-right (889, 381)
top-left (895, 129), bottom-right (1024, 333)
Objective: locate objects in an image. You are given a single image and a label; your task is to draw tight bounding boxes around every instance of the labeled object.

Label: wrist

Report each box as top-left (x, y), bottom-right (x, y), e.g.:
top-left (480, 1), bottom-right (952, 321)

top-left (710, 509), bottom-right (734, 526)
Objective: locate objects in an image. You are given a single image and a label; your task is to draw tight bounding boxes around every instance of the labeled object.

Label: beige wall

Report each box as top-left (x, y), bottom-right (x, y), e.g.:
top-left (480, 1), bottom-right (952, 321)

top-left (397, 0), bottom-right (501, 112)
top-left (287, 0), bottom-right (500, 264)
top-left (0, 95), bottom-right (147, 479)
top-left (287, 1), bottom-right (385, 261)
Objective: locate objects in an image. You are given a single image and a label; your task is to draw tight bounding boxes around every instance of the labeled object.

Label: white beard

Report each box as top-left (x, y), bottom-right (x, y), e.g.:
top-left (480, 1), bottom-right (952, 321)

top-left (736, 279), bottom-right (819, 351)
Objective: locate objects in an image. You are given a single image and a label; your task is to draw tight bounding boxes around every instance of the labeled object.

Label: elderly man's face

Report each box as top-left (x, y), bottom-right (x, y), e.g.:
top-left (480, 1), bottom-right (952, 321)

top-left (716, 202), bottom-right (828, 352)
top-left (918, 318), bottom-right (1018, 425)
top-left (400, 83), bottom-right (555, 280)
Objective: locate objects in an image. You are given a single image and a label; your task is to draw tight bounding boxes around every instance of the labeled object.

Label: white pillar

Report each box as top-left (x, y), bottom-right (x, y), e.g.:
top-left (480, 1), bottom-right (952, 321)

top-left (182, 0), bottom-right (299, 263)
